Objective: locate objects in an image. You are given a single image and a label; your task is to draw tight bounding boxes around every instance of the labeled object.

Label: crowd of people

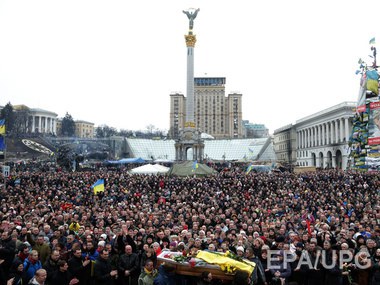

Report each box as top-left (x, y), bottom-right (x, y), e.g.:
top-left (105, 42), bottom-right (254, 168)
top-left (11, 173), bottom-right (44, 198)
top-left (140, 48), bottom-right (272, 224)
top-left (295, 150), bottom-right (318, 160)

top-left (0, 161), bottom-right (379, 285)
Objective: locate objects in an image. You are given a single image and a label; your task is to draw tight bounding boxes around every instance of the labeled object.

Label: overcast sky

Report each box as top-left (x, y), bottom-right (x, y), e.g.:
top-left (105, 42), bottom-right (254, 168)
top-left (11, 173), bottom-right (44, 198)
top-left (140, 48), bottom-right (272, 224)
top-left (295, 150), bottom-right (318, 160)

top-left (0, 0), bottom-right (379, 134)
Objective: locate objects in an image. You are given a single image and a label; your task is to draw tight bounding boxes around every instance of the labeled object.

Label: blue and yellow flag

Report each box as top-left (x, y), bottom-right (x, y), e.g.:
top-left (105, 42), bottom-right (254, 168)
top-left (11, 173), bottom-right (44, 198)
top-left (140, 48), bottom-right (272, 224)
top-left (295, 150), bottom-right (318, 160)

top-left (91, 179), bottom-right (105, 195)
top-left (0, 120), bottom-right (5, 135)
top-left (192, 160), bottom-right (199, 172)
top-left (246, 164), bottom-right (253, 174)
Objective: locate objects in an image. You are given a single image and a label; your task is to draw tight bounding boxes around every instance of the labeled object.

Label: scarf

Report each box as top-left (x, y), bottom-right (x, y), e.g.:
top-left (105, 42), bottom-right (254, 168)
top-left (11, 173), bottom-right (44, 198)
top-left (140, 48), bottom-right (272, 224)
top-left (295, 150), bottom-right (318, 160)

top-left (144, 267), bottom-right (157, 277)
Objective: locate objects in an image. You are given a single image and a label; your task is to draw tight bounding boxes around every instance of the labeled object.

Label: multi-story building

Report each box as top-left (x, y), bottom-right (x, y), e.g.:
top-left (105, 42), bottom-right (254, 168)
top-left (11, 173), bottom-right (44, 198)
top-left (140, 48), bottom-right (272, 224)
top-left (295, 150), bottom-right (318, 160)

top-left (56, 119), bottom-right (94, 138)
top-left (273, 124), bottom-right (297, 164)
top-left (274, 101), bottom-right (355, 169)
top-left (75, 120), bottom-right (94, 138)
top-left (10, 105), bottom-right (58, 135)
top-left (169, 77), bottom-right (243, 139)
top-left (243, 121), bottom-right (269, 138)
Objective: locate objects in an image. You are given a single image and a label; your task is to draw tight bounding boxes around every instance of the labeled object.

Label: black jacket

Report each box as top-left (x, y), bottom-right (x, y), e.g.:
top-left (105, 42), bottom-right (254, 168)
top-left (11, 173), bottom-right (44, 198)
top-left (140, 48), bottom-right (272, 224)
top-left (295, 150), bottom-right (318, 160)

top-left (50, 269), bottom-right (73, 285)
top-left (118, 252), bottom-right (140, 277)
top-left (0, 236), bottom-right (16, 270)
top-left (43, 257), bottom-right (59, 283)
top-left (68, 255), bottom-right (91, 284)
top-left (93, 256), bottom-right (115, 285)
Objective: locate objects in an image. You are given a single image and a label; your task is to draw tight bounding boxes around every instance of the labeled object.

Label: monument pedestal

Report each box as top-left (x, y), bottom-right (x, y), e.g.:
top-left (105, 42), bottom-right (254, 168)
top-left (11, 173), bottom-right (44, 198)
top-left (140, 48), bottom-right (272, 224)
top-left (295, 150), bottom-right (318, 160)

top-left (175, 125), bottom-right (204, 161)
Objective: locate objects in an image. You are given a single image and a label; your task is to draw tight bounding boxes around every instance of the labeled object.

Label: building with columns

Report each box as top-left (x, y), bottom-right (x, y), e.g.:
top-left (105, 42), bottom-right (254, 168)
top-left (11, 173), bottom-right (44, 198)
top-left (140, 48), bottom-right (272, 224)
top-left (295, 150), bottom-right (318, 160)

top-left (296, 101), bottom-right (355, 169)
top-left (10, 105), bottom-right (58, 135)
top-left (28, 108), bottom-right (58, 134)
top-left (274, 102), bottom-right (355, 169)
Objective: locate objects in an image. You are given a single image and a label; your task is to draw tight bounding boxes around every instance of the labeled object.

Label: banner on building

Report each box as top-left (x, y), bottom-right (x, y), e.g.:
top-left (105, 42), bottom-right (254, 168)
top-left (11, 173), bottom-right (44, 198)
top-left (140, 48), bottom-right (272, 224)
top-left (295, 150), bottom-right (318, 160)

top-left (368, 101), bottom-right (380, 145)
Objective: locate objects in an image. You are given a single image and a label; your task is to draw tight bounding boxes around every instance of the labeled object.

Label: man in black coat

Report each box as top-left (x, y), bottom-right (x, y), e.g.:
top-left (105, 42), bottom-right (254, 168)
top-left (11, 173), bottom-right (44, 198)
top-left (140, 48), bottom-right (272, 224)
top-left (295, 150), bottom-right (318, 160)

top-left (118, 245), bottom-right (139, 285)
top-left (50, 260), bottom-right (79, 285)
top-left (93, 249), bottom-right (118, 285)
top-left (43, 250), bottom-right (60, 284)
top-left (0, 231), bottom-right (16, 279)
top-left (67, 248), bottom-right (91, 285)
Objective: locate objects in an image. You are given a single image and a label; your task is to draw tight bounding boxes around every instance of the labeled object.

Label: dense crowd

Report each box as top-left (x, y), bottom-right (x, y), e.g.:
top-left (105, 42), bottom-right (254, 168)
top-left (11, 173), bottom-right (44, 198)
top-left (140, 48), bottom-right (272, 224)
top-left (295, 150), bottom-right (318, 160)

top-left (0, 161), bottom-right (379, 285)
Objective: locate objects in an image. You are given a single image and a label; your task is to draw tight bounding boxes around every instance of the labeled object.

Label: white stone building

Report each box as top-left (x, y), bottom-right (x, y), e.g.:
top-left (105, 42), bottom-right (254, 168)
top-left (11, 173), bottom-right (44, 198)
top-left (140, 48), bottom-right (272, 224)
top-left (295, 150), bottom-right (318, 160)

top-left (295, 101), bottom-right (355, 169)
top-left (28, 108), bottom-right (58, 134)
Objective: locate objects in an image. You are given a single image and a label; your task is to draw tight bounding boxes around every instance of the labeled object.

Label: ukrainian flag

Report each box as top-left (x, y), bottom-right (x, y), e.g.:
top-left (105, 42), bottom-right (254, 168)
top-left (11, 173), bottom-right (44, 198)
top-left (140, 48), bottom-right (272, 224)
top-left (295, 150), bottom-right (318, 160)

top-left (0, 119), bottom-right (5, 135)
top-left (192, 160), bottom-right (199, 171)
top-left (92, 179), bottom-right (105, 195)
top-left (246, 164), bottom-right (253, 174)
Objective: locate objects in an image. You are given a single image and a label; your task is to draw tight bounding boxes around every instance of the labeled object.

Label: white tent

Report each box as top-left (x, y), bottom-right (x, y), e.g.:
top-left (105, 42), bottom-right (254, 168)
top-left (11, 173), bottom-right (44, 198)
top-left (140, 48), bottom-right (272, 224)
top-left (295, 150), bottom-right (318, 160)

top-left (129, 163), bottom-right (170, 175)
top-left (152, 164), bottom-right (171, 172)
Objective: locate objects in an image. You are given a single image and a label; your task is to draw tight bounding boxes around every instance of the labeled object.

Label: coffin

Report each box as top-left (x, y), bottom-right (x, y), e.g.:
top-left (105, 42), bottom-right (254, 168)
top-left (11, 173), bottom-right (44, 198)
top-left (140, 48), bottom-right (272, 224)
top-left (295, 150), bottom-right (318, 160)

top-left (157, 250), bottom-right (235, 281)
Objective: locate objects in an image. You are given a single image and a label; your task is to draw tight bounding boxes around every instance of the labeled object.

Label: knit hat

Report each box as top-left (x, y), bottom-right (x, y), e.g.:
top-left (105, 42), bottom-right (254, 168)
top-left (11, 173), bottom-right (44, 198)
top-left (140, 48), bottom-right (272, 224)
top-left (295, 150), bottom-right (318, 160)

top-left (236, 246), bottom-right (244, 253)
top-left (10, 259), bottom-right (23, 271)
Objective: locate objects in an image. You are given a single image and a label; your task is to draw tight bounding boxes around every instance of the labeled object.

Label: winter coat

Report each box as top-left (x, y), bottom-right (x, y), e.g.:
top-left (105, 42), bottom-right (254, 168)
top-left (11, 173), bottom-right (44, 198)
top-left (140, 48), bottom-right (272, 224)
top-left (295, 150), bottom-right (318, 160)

top-left (93, 256), bottom-right (114, 285)
top-left (23, 258), bottom-right (42, 283)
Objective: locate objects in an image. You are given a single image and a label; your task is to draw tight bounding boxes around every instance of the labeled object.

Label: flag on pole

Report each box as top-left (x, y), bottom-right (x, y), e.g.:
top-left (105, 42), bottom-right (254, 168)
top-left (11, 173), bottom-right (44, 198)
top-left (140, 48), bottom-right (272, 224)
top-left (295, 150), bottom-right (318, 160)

top-left (369, 37), bottom-right (376, 45)
top-left (246, 164), bottom-right (253, 174)
top-left (192, 160), bottom-right (199, 172)
top-left (91, 179), bottom-right (105, 195)
top-left (0, 120), bottom-right (5, 135)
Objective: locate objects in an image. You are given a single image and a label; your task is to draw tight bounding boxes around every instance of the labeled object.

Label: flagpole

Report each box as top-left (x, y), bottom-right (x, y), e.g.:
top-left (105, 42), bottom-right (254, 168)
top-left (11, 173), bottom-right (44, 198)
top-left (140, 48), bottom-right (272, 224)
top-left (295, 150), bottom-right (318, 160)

top-left (370, 37), bottom-right (377, 67)
top-left (3, 136), bottom-right (5, 193)
top-left (2, 134), bottom-right (5, 193)
top-left (0, 119), bottom-right (5, 193)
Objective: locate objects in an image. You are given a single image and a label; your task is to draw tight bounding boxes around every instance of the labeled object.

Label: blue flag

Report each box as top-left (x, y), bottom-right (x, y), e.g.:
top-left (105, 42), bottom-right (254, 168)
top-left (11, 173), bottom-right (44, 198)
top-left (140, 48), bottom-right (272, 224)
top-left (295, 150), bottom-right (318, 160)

top-left (0, 136), bottom-right (5, 151)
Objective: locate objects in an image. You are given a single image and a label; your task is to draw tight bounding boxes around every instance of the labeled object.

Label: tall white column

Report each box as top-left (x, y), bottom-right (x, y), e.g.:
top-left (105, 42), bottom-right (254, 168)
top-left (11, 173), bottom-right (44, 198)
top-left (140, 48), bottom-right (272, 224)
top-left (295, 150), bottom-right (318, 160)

top-left (32, 116), bottom-right (35, 133)
top-left (302, 130), bottom-right (305, 148)
top-left (335, 120), bottom-right (339, 143)
top-left (328, 123), bottom-right (331, 144)
top-left (44, 117), bottom-right (48, 133)
top-left (340, 118), bottom-right (344, 143)
top-left (38, 116), bottom-right (42, 133)
top-left (309, 128), bottom-right (313, 147)
top-left (315, 126), bottom-right (318, 146)
top-left (185, 35), bottom-right (196, 124)
top-left (322, 124), bottom-right (325, 146)
top-left (26, 116), bottom-right (29, 133)
top-left (309, 128), bottom-right (312, 147)
top-left (345, 117), bottom-right (350, 141)
top-left (297, 132), bottom-right (300, 148)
